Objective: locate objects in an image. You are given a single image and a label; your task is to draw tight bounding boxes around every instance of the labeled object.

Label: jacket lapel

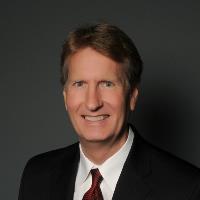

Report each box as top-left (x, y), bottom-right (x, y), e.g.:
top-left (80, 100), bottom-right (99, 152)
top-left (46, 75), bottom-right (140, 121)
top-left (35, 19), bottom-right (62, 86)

top-left (50, 144), bottom-right (80, 200)
top-left (112, 128), bottom-right (153, 200)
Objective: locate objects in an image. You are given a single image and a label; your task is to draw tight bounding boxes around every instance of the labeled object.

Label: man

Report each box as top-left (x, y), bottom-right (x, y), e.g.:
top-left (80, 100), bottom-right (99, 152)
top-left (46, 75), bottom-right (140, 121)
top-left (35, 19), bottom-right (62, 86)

top-left (18, 23), bottom-right (200, 200)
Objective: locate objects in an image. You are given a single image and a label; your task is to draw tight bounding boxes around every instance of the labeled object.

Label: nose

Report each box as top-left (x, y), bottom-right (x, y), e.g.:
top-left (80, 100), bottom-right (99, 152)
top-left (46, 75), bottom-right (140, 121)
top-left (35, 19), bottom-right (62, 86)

top-left (85, 85), bottom-right (103, 111)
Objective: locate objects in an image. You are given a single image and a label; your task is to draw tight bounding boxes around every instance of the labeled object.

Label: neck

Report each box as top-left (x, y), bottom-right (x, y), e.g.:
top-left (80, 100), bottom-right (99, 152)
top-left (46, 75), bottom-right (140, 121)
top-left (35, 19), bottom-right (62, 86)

top-left (80, 129), bottom-right (129, 165)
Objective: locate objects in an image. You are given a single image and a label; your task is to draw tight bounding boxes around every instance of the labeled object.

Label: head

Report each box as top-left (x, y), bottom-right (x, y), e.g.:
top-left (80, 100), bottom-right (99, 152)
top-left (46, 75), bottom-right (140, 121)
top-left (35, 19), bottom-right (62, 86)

top-left (60, 23), bottom-right (143, 147)
top-left (60, 23), bottom-right (143, 94)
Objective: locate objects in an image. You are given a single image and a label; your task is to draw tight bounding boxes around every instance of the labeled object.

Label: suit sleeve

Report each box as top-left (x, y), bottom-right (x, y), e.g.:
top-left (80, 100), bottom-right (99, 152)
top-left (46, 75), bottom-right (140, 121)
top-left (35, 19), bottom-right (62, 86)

top-left (18, 171), bottom-right (25, 200)
top-left (18, 160), bottom-right (29, 200)
top-left (18, 158), bottom-right (34, 200)
top-left (190, 181), bottom-right (200, 200)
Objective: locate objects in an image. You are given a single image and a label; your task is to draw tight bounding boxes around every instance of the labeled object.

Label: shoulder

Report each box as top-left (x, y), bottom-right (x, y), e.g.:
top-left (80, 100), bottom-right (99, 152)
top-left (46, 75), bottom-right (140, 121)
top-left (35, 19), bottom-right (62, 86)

top-left (143, 137), bottom-right (200, 178)
top-left (18, 143), bottom-right (80, 199)
top-left (131, 124), bottom-right (200, 176)
top-left (137, 135), bottom-right (200, 199)
top-left (21, 142), bottom-right (79, 182)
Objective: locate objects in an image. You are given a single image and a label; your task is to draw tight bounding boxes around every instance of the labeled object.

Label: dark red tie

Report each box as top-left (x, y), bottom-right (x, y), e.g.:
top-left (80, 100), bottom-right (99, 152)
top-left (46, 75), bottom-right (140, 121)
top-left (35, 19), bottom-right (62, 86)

top-left (82, 168), bottom-right (104, 200)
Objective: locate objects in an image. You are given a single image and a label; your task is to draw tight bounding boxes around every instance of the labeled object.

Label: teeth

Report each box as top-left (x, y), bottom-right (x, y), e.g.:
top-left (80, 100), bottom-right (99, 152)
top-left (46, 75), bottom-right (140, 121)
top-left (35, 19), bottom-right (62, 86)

top-left (84, 115), bottom-right (108, 122)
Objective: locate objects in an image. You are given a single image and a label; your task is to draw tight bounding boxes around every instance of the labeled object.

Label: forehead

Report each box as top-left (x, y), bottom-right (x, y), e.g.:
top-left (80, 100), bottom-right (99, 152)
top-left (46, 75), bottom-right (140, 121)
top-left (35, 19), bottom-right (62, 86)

top-left (66, 47), bottom-right (124, 80)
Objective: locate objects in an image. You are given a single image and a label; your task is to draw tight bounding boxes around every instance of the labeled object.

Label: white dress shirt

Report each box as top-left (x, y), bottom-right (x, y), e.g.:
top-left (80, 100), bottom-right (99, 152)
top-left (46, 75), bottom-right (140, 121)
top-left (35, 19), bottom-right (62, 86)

top-left (73, 127), bottom-right (134, 200)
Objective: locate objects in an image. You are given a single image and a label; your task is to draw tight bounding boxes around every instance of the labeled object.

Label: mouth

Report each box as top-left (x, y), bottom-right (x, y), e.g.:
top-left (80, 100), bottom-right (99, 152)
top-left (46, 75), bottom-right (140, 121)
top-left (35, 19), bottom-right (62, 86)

top-left (81, 114), bottom-right (110, 122)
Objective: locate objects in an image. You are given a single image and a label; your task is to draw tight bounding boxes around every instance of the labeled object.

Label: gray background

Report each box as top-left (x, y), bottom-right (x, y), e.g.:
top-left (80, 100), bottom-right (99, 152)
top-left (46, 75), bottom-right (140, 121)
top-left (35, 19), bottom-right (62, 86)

top-left (1, 1), bottom-right (200, 199)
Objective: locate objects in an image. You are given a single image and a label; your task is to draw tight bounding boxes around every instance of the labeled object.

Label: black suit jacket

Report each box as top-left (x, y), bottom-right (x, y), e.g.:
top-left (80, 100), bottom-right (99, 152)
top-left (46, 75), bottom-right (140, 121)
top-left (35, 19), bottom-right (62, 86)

top-left (18, 129), bottom-right (200, 200)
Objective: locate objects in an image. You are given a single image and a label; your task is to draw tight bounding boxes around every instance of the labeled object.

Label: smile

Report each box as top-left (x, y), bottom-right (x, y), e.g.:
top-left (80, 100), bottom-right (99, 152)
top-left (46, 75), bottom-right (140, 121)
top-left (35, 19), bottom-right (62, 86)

top-left (82, 115), bottom-right (109, 122)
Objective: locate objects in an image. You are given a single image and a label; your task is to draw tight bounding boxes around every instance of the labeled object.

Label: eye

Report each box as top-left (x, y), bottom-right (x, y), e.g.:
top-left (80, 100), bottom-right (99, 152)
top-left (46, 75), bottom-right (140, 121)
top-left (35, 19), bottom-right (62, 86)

top-left (72, 81), bottom-right (85, 87)
top-left (100, 81), bottom-right (115, 88)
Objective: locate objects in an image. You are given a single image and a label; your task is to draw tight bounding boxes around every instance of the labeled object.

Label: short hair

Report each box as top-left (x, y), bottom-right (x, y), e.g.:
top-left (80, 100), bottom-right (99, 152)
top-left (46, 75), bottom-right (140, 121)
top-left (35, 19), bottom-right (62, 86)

top-left (60, 23), bottom-right (143, 92)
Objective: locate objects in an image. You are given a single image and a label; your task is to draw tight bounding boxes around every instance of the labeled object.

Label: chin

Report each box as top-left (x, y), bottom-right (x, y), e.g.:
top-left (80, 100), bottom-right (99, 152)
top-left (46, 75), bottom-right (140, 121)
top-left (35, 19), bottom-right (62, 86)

top-left (79, 130), bottom-right (113, 143)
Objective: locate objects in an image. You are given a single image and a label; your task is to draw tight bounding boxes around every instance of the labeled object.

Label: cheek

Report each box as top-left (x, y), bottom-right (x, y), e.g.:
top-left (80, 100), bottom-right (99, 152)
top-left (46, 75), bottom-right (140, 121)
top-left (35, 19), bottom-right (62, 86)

top-left (65, 90), bottom-right (84, 110)
top-left (103, 91), bottom-right (126, 111)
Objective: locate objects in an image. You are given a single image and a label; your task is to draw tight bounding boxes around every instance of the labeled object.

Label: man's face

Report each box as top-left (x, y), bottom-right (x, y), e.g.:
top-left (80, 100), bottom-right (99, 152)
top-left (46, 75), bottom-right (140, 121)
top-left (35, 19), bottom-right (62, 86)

top-left (63, 47), bottom-right (138, 144)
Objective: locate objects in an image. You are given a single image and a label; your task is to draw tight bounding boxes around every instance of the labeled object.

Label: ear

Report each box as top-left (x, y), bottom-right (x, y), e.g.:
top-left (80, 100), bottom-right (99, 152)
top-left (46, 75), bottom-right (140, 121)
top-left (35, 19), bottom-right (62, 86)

top-left (63, 89), bottom-right (67, 110)
top-left (130, 88), bottom-right (138, 111)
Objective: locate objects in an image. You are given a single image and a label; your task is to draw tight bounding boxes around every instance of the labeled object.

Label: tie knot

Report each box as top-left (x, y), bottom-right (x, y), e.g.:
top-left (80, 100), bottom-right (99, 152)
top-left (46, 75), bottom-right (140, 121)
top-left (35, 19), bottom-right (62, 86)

top-left (90, 168), bottom-right (103, 186)
top-left (82, 168), bottom-right (104, 200)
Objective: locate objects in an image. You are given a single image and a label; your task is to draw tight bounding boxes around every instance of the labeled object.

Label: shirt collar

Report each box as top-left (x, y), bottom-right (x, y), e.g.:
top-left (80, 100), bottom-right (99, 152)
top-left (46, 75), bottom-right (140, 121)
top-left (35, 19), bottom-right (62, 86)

top-left (78, 126), bottom-right (134, 192)
top-left (78, 144), bottom-right (95, 185)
